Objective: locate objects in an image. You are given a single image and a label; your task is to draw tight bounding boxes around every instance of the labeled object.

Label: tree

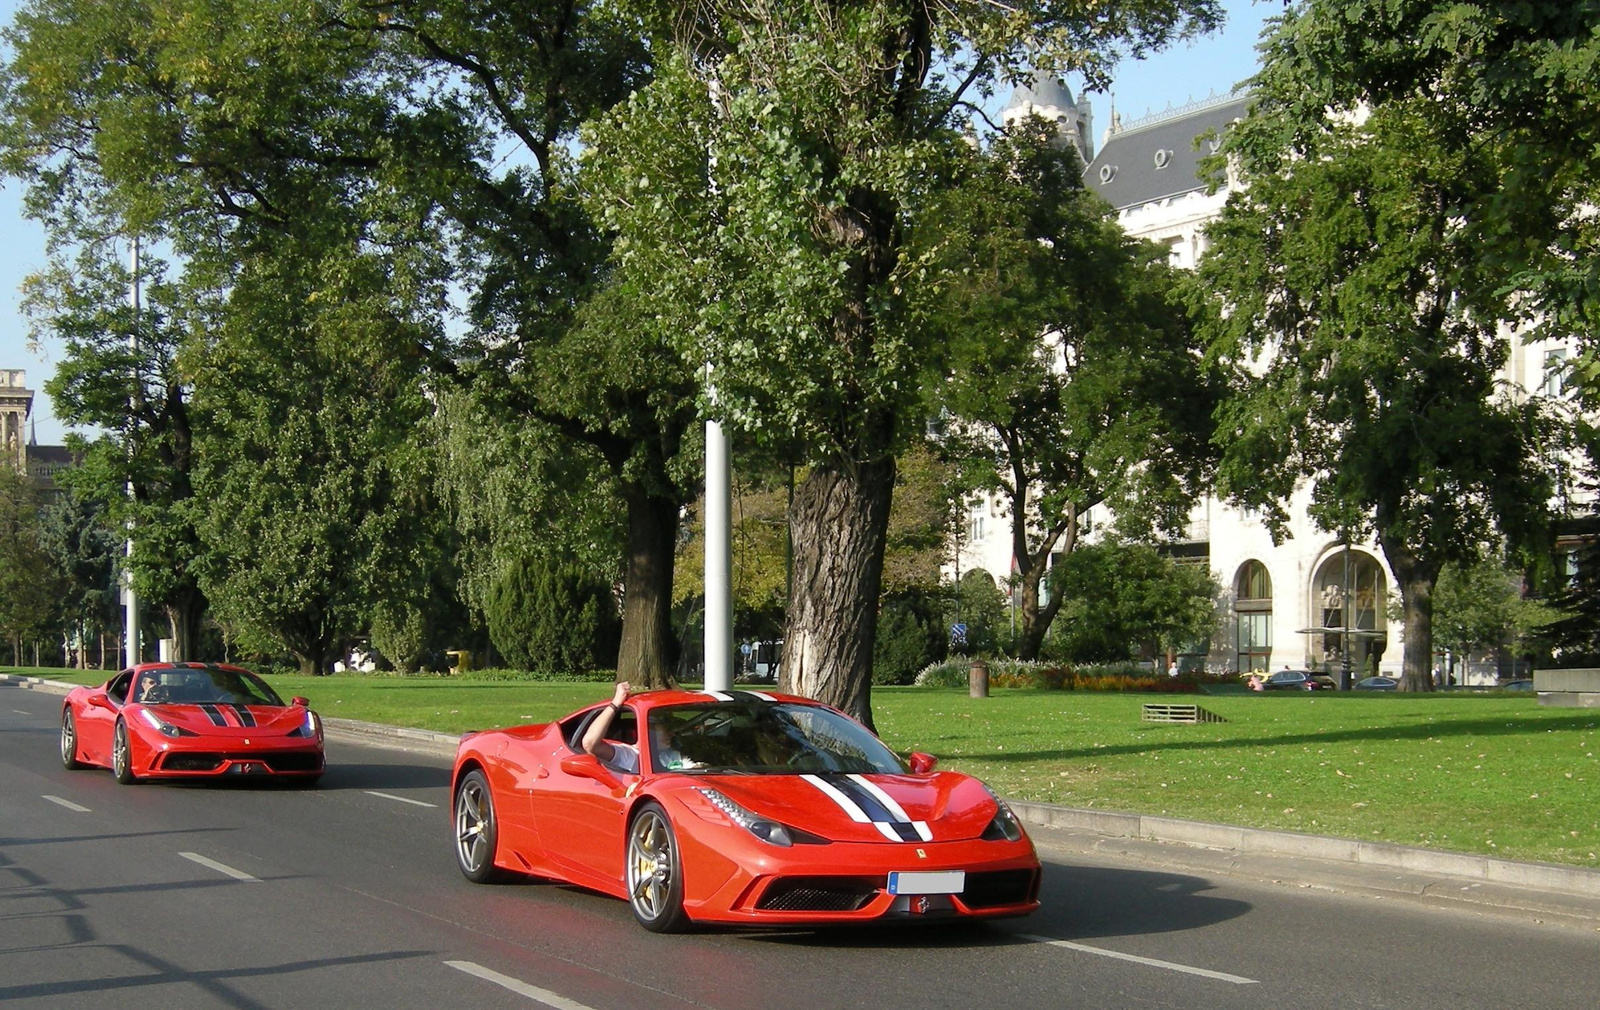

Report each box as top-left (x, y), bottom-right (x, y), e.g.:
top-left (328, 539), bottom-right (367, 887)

top-left (1193, 83), bottom-right (1556, 690)
top-left (0, 466), bottom-right (60, 664)
top-left (1432, 557), bottom-right (1561, 680)
top-left (1244, 2), bottom-right (1600, 391)
top-left (0, 0), bottom-right (693, 688)
top-left (938, 124), bottom-right (1218, 661)
top-left (29, 248), bottom-right (211, 660)
top-left (584, 0), bottom-right (1223, 724)
top-left (1046, 540), bottom-right (1218, 664)
top-left (37, 491), bottom-right (119, 669)
top-left (485, 555), bottom-right (621, 674)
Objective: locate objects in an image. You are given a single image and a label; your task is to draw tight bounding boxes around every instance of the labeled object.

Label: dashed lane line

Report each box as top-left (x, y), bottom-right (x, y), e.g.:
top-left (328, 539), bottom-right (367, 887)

top-left (179, 852), bottom-right (261, 882)
top-left (1019, 934), bottom-right (1259, 985)
top-left (445, 961), bottom-right (600, 1010)
top-left (364, 790), bottom-right (438, 808)
top-left (41, 795), bottom-right (91, 813)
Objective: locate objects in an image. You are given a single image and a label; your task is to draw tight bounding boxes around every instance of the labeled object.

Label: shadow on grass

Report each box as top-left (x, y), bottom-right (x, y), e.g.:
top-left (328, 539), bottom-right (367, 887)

top-left (968, 711), bottom-right (1600, 766)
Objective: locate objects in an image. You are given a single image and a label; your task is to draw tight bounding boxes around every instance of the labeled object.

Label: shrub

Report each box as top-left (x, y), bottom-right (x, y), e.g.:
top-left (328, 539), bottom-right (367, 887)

top-left (913, 658), bottom-right (1216, 693)
top-left (873, 595), bottom-right (946, 685)
top-left (485, 556), bottom-right (621, 674)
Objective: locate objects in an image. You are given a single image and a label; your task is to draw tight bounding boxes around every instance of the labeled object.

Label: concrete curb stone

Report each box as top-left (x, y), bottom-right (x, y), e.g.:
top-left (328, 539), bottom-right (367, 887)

top-left (7, 670), bottom-right (1598, 920)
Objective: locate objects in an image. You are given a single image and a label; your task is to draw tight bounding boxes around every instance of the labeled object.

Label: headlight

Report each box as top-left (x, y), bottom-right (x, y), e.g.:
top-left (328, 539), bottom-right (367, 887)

top-left (289, 710), bottom-right (321, 739)
top-left (697, 788), bottom-right (793, 846)
top-left (980, 784), bottom-right (1023, 842)
top-left (139, 708), bottom-right (194, 738)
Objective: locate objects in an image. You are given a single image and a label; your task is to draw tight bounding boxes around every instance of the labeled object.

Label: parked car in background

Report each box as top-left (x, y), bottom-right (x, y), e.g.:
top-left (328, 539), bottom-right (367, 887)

top-left (1256, 669), bottom-right (1332, 691)
top-left (1498, 679), bottom-right (1534, 691)
top-left (1353, 676), bottom-right (1399, 691)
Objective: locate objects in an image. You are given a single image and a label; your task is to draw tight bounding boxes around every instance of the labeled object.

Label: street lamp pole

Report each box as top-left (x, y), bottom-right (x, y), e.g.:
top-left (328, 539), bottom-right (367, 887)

top-left (703, 364), bottom-right (732, 692)
top-left (123, 237), bottom-right (141, 668)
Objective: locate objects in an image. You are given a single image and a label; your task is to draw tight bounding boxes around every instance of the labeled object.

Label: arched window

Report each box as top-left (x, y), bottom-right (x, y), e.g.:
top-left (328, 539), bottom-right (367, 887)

top-left (1234, 561), bottom-right (1272, 672)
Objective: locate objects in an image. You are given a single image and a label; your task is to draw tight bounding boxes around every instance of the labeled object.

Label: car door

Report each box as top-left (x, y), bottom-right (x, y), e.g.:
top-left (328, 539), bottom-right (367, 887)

top-left (535, 709), bottom-right (637, 890)
top-left (77, 670), bottom-right (132, 765)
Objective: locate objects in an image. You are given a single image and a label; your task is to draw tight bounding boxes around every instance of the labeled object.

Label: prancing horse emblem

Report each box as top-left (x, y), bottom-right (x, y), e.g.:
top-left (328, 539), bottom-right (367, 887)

top-left (916, 848), bottom-right (927, 859)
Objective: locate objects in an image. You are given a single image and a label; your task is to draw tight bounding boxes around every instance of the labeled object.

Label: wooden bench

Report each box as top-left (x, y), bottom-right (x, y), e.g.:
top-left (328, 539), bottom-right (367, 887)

top-left (1140, 703), bottom-right (1226, 724)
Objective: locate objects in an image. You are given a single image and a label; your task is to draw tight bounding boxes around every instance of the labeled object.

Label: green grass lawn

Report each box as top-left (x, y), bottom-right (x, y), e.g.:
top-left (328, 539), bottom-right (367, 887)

top-left (11, 666), bottom-right (1597, 868)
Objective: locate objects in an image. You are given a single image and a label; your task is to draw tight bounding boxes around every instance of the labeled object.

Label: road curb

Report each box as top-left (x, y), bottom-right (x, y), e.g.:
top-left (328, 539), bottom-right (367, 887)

top-left (1007, 800), bottom-right (1600, 909)
top-left (8, 670), bottom-right (1598, 915)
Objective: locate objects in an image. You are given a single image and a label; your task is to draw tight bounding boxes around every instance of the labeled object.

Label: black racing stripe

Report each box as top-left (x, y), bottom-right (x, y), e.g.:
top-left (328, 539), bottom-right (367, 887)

top-left (229, 704), bottom-right (256, 728)
top-left (822, 774), bottom-right (902, 828)
top-left (198, 704), bottom-right (227, 727)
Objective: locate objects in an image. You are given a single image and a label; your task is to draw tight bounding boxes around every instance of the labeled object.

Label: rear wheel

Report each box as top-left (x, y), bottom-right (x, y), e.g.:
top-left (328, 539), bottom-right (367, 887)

top-left (626, 802), bottom-right (688, 932)
top-left (112, 720), bottom-right (138, 784)
top-left (453, 770), bottom-right (504, 883)
top-left (60, 709), bottom-right (86, 770)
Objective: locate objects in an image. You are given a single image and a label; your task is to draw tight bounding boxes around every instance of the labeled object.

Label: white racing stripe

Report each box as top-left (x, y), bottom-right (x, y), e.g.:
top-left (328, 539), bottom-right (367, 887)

top-left (848, 774), bottom-right (933, 841)
top-left (744, 690), bottom-right (777, 702)
top-left (364, 790), bottom-right (438, 808)
top-left (1020, 934), bottom-right (1259, 985)
top-left (179, 852), bottom-right (260, 882)
top-left (699, 690), bottom-right (734, 702)
top-left (42, 795), bottom-right (90, 813)
top-left (801, 774), bottom-right (870, 822)
top-left (445, 960), bottom-right (600, 1010)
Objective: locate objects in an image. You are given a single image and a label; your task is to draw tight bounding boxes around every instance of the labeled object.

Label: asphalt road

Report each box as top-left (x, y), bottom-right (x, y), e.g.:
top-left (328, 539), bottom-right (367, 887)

top-left (4, 682), bottom-right (1597, 1009)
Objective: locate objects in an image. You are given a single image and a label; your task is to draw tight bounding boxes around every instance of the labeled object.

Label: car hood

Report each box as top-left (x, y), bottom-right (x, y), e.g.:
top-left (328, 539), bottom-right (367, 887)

top-left (140, 703), bottom-right (307, 736)
top-left (679, 771), bottom-right (1000, 843)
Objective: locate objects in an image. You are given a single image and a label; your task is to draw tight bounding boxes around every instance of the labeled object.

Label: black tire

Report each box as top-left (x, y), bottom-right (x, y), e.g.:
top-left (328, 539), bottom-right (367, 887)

top-left (60, 709), bottom-right (87, 770)
top-left (112, 720), bottom-right (138, 785)
top-left (626, 801), bottom-right (689, 932)
top-left (453, 770), bottom-right (505, 883)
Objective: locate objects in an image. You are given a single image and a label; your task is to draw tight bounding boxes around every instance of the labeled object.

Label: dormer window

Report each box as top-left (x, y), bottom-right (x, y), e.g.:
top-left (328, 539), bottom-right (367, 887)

top-left (1098, 164), bottom-right (1116, 184)
top-left (1154, 149), bottom-right (1172, 169)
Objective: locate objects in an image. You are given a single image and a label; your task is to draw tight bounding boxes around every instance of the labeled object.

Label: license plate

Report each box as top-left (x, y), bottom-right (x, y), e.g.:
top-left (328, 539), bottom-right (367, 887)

top-left (887, 870), bottom-right (965, 895)
top-left (233, 762), bottom-right (265, 775)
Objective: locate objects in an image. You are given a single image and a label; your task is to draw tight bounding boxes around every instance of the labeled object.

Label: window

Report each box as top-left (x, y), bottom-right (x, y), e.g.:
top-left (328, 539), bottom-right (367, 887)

top-left (1235, 561), bottom-right (1272, 671)
top-left (1543, 347), bottom-right (1569, 397)
top-left (1237, 560), bottom-right (1271, 601)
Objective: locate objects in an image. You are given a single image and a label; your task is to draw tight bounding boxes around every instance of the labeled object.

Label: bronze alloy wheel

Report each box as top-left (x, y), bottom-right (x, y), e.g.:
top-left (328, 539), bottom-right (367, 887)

top-left (112, 720), bottom-right (137, 784)
top-left (626, 802), bottom-right (688, 932)
top-left (453, 770), bottom-right (504, 883)
top-left (60, 709), bottom-right (86, 770)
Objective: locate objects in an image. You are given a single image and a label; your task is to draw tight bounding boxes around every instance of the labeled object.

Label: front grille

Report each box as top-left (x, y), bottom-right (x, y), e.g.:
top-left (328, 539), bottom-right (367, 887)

top-left (961, 869), bottom-right (1038, 908)
top-left (756, 877), bottom-right (879, 912)
top-left (162, 753), bottom-right (224, 772)
top-left (262, 752), bottom-right (323, 772)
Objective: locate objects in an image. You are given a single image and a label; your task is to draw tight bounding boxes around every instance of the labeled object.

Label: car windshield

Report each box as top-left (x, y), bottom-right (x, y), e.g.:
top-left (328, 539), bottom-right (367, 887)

top-left (139, 667), bottom-right (284, 707)
top-left (645, 702), bottom-right (905, 775)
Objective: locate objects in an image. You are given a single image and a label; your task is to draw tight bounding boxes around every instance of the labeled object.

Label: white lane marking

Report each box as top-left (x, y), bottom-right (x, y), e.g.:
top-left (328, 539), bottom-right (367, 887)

top-left (445, 960), bottom-right (600, 1009)
top-left (1020, 934), bottom-right (1259, 985)
top-left (179, 852), bottom-right (261, 882)
top-left (42, 795), bottom-right (91, 813)
top-left (13, 709), bottom-right (30, 715)
top-left (364, 790), bottom-right (438, 808)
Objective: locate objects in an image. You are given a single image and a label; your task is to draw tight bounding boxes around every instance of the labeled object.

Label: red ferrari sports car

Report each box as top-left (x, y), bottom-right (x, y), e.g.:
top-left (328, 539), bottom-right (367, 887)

top-left (450, 689), bottom-right (1041, 931)
top-left (60, 662), bottom-right (325, 784)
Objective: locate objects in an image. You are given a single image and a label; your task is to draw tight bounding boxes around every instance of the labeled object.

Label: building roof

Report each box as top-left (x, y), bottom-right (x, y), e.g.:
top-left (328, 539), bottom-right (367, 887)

top-left (1082, 93), bottom-right (1250, 211)
top-left (27, 444), bottom-right (72, 465)
top-left (1004, 70), bottom-right (1077, 116)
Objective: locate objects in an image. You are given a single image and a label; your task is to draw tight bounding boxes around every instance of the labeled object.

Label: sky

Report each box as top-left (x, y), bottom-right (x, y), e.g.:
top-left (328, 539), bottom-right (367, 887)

top-left (0, 0), bottom-right (1278, 447)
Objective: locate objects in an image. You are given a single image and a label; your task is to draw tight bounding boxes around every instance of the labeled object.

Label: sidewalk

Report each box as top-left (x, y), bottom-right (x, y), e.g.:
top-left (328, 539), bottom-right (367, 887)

top-left (8, 671), bottom-right (1599, 927)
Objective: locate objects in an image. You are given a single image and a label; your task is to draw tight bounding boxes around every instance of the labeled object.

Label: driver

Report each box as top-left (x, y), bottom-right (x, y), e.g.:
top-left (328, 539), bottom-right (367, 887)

top-left (138, 677), bottom-right (165, 703)
top-left (580, 682), bottom-right (640, 774)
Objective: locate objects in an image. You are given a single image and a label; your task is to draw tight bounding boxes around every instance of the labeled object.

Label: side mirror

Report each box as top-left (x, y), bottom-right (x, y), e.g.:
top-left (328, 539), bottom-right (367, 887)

top-left (560, 753), bottom-right (623, 789)
top-left (87, 694), bottom-right (114, 711)
top-left (290, 697), bottom-right (310, 708)
top-left (908, 752), bottom-right (938, 775)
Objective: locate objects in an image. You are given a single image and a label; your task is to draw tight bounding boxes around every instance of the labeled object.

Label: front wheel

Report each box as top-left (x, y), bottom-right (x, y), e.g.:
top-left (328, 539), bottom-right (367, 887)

top-left (112, 720), bottom-right (138, 784)
top-left (626, 802), bottom-right (688, 932)
top-left (61, 709), bottom-right (86, 770)
top-left (453, 770), bottom-right (504, 883)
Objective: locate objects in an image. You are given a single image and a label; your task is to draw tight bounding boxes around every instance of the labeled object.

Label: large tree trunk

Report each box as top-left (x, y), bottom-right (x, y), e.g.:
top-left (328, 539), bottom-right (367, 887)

top-left (1378, 532), bottom-right (1437, 692)
top-left (780, 458), bottom-right (895, 730)
top-left (1012, 505), bottom-right (1077, 662)
top-left (616, 485), bottom-right (679, 689)
top-left (163, 590), bottom-right (206, 663)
